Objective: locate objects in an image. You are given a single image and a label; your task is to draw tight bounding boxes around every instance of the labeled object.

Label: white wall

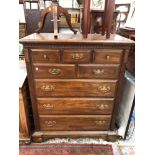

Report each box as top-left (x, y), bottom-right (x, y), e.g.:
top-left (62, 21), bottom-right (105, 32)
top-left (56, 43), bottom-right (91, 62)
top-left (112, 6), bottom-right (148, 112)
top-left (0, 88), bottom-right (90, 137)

top-left (19, 4), bottom-right (26, 23)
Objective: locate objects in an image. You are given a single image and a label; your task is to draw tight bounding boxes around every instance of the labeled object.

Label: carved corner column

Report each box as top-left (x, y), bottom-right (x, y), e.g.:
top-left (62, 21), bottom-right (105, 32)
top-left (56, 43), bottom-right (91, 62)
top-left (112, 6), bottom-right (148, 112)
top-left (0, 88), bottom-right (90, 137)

top-left (82, 0), bottom-right (91, 38)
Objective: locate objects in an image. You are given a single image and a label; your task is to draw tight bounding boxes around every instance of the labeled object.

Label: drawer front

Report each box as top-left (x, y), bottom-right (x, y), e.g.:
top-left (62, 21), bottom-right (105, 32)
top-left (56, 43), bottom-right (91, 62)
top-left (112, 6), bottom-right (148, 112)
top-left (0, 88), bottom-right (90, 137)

top-left (78, 64), bottom-right (120, 79)
top-left (32, 64), bottom-right (76, 78)
top-left (63, 50), bottom-right (91, 63)
top-left (35, 79), bottom-right (117, 97)
top-left (30, 49), bottom-right (60, 63)
top-left (94, 49), bottom-right (122, 64)
top-left (39, 115), bottom-right (111, 131)
top-left (37, 98), bottom-right (114, 115)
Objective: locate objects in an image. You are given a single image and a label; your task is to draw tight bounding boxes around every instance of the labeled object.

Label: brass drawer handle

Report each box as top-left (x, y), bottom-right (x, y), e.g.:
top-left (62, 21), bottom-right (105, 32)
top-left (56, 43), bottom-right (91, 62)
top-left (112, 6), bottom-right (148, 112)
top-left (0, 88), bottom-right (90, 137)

top-left (45, 120), bottom-right (56, 127)
top-left (35, 67), bottom-right (39, 71)
top-left (92, 69), bottom-right (104, 75)
top-left (98, 86), bottom-right (111, 93)
top-left (49, 68), bottom-right (61, 75)
top-left (72, 53), bottom-right (84, 60)
top-left (96, 104), bottom-right (109, 110)
top-left (41, 104), bottom-right (54, 109)
top-left (106, 55), bottom-right (110, 59)
top-left (43, 54), bottom-right (47, 59)
top-left (41, 85), bottom-right (55, 92)
top-left (95, 120), bottom-right (106, 126)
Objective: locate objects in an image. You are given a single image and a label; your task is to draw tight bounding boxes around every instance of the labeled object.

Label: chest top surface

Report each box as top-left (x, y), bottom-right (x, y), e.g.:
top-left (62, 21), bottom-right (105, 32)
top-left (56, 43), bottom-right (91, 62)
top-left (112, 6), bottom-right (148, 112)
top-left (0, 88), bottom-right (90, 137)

top-left (19, 33), bottom-right (134, 45)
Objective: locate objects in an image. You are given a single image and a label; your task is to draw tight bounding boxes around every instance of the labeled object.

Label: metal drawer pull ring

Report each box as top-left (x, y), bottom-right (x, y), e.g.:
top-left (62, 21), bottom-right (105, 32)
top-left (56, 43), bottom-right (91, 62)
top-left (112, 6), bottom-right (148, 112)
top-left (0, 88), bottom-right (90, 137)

top-left (41, 85), bottom-right (55, 92)
top-left (49, 68), bottom-right (61, 75)
top-left (45, 121), bottom-right (56, 127)
top-left (96, 104), bottom-right (109, 110)
top-left (93, 69), bottom-right (104, 75)
top-left (42, 104), bottom-right (54, 109)
top-left (95, 120), bottom-right (106, 126)
top-left (98, 86), bottom-right (111, 93)
top-left (72, 53), bottom-right (84, 60)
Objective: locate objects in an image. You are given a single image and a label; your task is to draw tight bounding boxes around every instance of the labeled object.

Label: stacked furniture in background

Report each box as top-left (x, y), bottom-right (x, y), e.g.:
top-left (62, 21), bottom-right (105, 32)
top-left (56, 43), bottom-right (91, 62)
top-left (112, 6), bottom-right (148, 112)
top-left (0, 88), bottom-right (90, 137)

top-left (115, 3), bottom-right (131, 29)
top-left (22, 0), bottom-right (81, 35)
top-left (90, 9), bottom-right (120, 34)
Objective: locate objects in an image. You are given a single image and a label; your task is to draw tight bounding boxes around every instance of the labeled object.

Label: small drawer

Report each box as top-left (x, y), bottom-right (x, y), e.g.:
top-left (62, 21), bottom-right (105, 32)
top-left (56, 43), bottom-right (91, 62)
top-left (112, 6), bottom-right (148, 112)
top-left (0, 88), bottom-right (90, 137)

top-left (94, 49), bottom-right (122, 64)
top-left (39, 115), bottom-right (111, 131)
top-left (63, 50), bottom-right (91, 63)
top-left (30, 49), bottom-right (60, 63)
top-left (32, 64), bottom-right (76, 78)
top-left (78, 64), bottom-right (120, 79)
top-left (37, 98), bottom-right (114, 115)
top-left (35, 79), bottom-right (117, 97)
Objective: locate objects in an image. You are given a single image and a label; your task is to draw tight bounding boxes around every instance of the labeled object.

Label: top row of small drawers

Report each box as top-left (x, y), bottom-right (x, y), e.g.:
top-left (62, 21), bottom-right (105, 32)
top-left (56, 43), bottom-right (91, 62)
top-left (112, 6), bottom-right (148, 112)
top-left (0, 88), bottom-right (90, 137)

top-left (30, 49), bottom-right (123, 64)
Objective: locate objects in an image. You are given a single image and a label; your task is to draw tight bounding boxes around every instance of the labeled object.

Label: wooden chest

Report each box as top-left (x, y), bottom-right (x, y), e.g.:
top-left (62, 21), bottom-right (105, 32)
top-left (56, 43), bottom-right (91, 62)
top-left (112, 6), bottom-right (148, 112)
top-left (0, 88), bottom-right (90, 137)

top-left (20, 33), bottom-right (134, 142)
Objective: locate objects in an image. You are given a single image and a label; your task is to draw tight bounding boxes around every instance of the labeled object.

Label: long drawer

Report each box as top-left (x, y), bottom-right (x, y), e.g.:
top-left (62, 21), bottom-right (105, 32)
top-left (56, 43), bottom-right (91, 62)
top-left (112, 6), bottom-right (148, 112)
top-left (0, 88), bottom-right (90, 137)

top-left (32, 64), bottom-right (76, 78)
top-left (78, 64), bottom-right (120, 79)
top-left (37, 98), bottom-right (114, 115)
top-left (39, 115), bottom-right (111, 131)
top-left (34, 79), bottom-right (117, 97)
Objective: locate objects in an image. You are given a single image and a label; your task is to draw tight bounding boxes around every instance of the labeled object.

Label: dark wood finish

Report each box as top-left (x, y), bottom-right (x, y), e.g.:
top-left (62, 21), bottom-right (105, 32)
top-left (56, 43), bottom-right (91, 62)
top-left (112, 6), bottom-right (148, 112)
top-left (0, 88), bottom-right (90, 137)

top-left (63, 50), bottom-right (91, 63)
top-left (94, 49), bottom-right (123, 64)
top-left (102, 0), bottom-right (115, 38)
top-left (35, 79), bottom-right (117, 97)
top-left (20, 33), bottom-right (134, 142)
top-left (78, 64), bottom-right (120, 79)
top-left (37, 98), bottom-right (114, 115)
top-left (39, 115), bottom-right (111, 131)
top-left (24, 49), bottom-right (40, 130)
top-left (32, 64), bottom-right (76, 78)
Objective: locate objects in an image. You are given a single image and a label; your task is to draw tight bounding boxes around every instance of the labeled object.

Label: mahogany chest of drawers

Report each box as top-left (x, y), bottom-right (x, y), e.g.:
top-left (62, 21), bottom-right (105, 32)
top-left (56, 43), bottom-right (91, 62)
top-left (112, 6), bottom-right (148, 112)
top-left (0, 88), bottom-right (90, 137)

top-left (20, 33), bottom-right (134, 142)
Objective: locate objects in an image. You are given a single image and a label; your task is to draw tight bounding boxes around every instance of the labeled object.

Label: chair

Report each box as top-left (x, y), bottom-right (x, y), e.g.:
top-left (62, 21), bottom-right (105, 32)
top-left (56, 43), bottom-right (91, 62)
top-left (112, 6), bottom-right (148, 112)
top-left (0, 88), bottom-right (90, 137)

top-left (90, 9), bottom-right (120, 34)
top-left (82, 0), bottom-right (115, 39)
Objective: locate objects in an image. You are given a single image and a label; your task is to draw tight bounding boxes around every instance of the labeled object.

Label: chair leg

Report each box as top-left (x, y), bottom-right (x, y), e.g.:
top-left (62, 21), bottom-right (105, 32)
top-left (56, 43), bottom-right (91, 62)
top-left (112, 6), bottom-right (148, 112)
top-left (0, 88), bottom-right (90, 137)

top-left (102, 0), bottom-right (108, 36)
top-left (82, 0), bottom-right (91, 38)
top-left (103, 0), bottom-right (115, 39)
